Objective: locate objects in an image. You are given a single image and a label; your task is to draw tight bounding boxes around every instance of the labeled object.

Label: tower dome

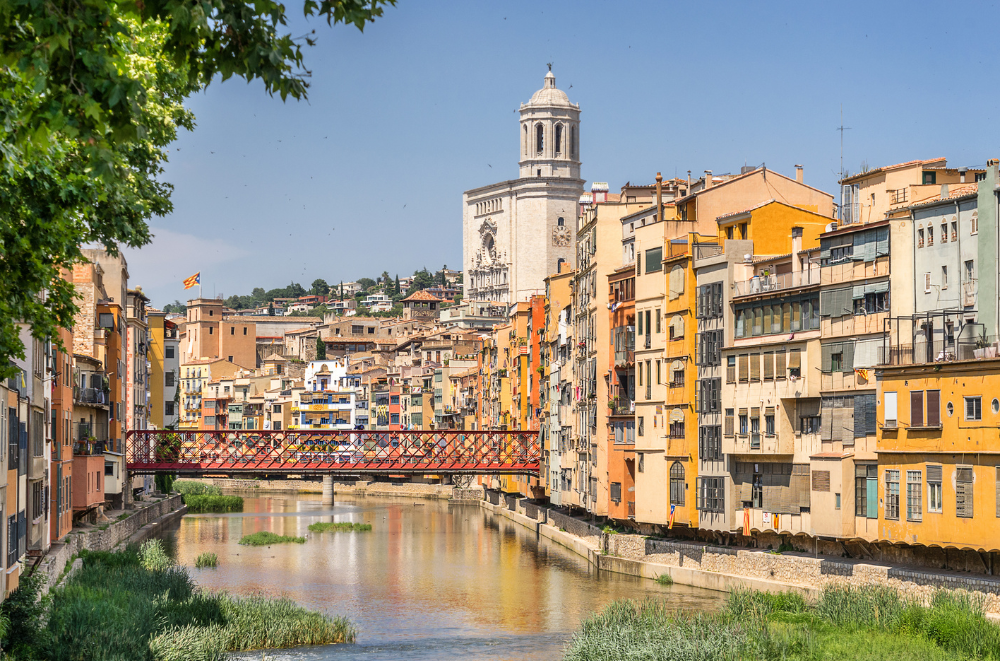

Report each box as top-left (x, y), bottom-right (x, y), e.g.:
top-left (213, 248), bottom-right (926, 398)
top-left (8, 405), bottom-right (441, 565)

top-left (519, 68), bottom-right (581, 179)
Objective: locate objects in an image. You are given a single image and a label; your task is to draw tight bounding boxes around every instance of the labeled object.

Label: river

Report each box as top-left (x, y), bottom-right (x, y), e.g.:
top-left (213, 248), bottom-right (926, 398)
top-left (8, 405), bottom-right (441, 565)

top-left (160, 492), bottom-right (724, 660)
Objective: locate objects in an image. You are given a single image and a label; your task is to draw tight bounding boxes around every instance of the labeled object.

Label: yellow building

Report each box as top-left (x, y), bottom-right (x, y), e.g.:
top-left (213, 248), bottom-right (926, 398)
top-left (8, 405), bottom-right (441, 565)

top-left (715, 200), bottom-right (831, 257)
top-left (148, 310), bottom-right (166, 429)
top-left (877, 359), bottom-right (1000, 552)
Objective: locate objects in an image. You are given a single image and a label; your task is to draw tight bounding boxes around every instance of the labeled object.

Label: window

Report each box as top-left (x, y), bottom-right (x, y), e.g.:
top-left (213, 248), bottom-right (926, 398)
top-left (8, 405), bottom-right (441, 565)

top-left (940, 265), bottom-right (948, 289)
top-left (927, 464), bottom-right (943, 513)
top-left (638, 417), bottom-right (644, 436)
top-left (724, 408), bottom-right (735, 437)
top-left (738, 410), bottom-right (748, 435)
top-left (230, 327), bottom-right (235, 335)
top-left (965, 396), bottom-right (982, 421)
top-left (696, 477), bottom-right (725, 513)
top-left (699, 426), bottom-right (722, 461)
top-left (555, 124), bottom-right (563, 154)
top-left (918, 229), bottom-right (925, 248)
top-left (884, 392), bottom-right (897, 428)
top-left (535, 124), bottom-right (544, 153)
top-left (726, 226), bottom-right (733, 239)
top-left (165, 346), bottom-right (175, 359)
top-left (209, 327), bottom-right (213, 335)
top-left (956, 466), bottom-right (974, 518)
top-left (656, 361), bottom-right (662, 385)
top-left (390, 413), bottom-right (399, 425)
top-left (164, 402), bottom-right (174, 416)
top-left (610, 482), bottom-right (622, 504)
top-left (910, 391), bottom-right (924, 427)
top-left (656, 309), bottom-right (661, 334)
top-left (927, 226), bottom-right (934, 246)
top-left (750, 410), bottom-right (761, 449)
top-left (670, 462), bottom-right (685, 505)
top-left (165, 372), bottom-right (175, 387)
top-left (765, 409), bottom-right (775, 436)
top-left (922, 170), bottom-right (936, 185)
top-left (856, 464), bottom-right (878, 518)
top-left (940, 223), bottom-right (948, 244)
top-left (645, 247), bottom-right (663, 274)
top-left (952, 221), bottom-right (958, 241)
top-left (906, 470), bottom-right (922, 521)
top-left (831, 352), bottom-right (843, 372)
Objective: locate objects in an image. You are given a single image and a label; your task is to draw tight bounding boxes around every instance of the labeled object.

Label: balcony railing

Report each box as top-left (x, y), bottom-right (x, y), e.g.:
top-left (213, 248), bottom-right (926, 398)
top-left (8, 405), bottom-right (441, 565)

top-left (75, 388), bottom-right (109, 406)
top-left (733, 269), bottom-right (820, 297)
top-left (693, 243), bottom-right (723, 261)
top-left (75, 422), bottom-right (107, 443)
top-left (608, 400), bottom-right (634, 416)
top-left (74, 439), bottom-right (107, 455)
top-left (879, 338), bottom-right (993, 366)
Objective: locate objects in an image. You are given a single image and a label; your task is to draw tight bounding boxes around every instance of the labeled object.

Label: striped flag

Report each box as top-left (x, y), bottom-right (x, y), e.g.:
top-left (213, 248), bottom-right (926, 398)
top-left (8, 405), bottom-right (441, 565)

top-left (668, 504), bottom-right (676, 529)
top-left (183, 272), bottom-right (200, 289)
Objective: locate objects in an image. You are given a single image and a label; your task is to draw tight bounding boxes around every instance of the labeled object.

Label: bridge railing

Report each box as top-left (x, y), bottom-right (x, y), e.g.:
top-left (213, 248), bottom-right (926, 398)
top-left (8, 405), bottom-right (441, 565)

top-left (126, 429), bottom-right (540, 475)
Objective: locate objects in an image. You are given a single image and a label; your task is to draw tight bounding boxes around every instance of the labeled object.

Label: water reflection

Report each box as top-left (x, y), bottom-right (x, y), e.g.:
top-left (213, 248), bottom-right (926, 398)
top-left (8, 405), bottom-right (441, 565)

top-left (164, 494), bottom-right (724, 660)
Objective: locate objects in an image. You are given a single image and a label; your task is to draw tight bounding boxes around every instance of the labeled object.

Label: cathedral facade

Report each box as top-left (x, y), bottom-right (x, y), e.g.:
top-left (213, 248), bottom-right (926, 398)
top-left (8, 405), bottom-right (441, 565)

top-left (462, 70), bottom-right (583, 303)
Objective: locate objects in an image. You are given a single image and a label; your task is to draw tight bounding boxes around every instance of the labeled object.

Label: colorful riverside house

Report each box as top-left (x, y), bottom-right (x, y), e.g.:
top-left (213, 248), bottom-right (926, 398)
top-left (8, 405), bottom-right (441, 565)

top-left (876, 359), bottom-right (1000, 554)
top-left (607, 262), bottom-right (635, 522)
top-left (543, 263), bottom-right (575, 506)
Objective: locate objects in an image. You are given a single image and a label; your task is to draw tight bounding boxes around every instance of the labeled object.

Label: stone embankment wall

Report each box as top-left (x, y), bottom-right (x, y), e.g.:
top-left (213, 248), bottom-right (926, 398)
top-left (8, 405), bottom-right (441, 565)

top-left (482, 490), bottom-right (1000, 614)
top-left (204, 477), bottom-right (458, 500)
top-left (36, 495), bottom-right (185, 593)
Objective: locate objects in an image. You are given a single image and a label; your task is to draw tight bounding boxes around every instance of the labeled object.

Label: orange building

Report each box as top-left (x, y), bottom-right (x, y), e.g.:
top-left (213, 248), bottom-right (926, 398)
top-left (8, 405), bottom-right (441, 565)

top-left (50, 326), bottom-right (74, 541)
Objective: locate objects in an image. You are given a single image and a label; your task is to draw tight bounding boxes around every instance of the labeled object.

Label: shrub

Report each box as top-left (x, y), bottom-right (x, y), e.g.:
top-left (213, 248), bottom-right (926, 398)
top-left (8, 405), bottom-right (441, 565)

top-left (654, 573), bottom-right (673, 586)
top-left (194, 553), bottom-right (219, 569)
top-left (173, 480), bottom-right (223, 497)
top-left (308, 522), bottom-right (373, 533)
top-left (238, 532), bottom-right (305, 546)
top-left (183, 495), bottom-right (244, 513)
top-left (139, 539), bottom-right (173, 572)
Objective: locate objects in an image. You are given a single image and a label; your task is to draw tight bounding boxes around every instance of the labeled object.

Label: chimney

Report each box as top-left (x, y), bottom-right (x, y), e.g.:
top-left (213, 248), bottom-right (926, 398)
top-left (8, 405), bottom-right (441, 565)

top-left (655, 172), bottom-right (663, 222)
top-left (795, 164), bottom-right (803, 183)
top-left (704, 170), bottom-right (713, 189)
top-left (941, 183), bottom-right (949, 200)
top-left (791, 227), bottom-right (803, 272)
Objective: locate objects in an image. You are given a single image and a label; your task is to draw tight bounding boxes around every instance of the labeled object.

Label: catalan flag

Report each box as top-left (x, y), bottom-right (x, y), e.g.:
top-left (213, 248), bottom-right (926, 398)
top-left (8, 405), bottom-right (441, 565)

top-left (855, 368), bottom-right (870, 381)
top-left (183, 272), bottom-right (200, 289)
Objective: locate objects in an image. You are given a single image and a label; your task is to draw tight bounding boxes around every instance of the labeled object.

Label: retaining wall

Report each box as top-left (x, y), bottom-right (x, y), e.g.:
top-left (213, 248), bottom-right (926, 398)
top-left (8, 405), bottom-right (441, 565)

top-left (482, 494), bottom-right (1000, 614)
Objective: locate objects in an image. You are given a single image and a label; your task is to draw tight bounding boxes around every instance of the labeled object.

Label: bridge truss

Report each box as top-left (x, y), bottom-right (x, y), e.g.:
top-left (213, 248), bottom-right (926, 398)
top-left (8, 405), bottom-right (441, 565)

top-left (126, 429), bottom-right (540, 476)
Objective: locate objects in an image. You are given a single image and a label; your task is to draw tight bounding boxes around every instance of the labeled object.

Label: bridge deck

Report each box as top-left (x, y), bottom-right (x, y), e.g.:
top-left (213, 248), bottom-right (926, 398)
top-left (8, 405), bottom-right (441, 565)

top-left (126, 429), bottom-right (540, 476)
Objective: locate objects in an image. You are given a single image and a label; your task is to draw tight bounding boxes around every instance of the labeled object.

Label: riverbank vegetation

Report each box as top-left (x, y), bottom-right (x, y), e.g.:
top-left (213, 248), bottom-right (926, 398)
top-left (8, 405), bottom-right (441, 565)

top-left (173, 480), bottom-right (223, 496)
top-left (195, 553), bottom-right (219, 569)
top-left (0, 541), bottom-right (353, 660)
top-left (308, 522), bottom-right (373, 533)
top-left (185, 495), bottom-right (245, 513)
top-left (564, 585), bottom-right (1000, 661)
top-left (239, 532), bottom-right (306, 546)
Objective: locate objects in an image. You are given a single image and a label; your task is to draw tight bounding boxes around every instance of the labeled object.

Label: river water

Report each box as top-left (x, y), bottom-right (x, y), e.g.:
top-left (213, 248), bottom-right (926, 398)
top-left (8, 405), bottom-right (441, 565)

top-left (161, 493), bottom-right (724, 660)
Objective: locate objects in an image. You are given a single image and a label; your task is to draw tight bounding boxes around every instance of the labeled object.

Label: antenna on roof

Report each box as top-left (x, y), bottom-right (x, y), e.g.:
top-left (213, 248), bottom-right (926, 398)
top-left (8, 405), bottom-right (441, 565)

top-left (837, 104), bottom-right (852, 220)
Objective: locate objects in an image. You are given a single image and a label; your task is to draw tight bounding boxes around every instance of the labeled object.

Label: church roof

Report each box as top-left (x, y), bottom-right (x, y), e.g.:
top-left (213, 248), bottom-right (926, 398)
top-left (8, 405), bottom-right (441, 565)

top-left (525, 70), bottom-right (576, 108)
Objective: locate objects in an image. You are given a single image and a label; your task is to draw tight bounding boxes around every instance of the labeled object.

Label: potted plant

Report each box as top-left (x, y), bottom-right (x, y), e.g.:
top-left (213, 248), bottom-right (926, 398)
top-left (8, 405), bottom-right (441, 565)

top-left (608, 396), bottom-right (619, 412)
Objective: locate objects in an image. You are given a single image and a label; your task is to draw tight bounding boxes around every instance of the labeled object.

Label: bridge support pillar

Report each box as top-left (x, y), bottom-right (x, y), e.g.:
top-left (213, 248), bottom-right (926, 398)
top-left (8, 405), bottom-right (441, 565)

top-left (322, 475), bottom-right (335, 507)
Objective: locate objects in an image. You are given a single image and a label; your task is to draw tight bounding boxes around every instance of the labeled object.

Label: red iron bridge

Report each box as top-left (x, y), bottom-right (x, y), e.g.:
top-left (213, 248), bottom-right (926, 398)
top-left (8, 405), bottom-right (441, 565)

top-left (126, 430), bottom-right (540, 476)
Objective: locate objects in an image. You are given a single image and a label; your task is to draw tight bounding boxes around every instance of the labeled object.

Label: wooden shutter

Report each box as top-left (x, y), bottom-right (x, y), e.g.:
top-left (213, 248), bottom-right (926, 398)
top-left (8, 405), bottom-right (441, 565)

top-left (812, 470), bottom-right (831, 492)
top-left (789, 349), bottom-right (801, 369)
top-left (956, 466), bottom-right (974, 518)
top-left (739, 354), bottom-right (749, 381)
top-left (821, 408), bottom-right (833, 440)
top-left (750, 354), bottom-right (760, 381)
top-left (724, 411), bottom-right (734, 436)
top-left (763, 352), bottom-right (774, 380)
top-left (927, 464), bottom-right (942, 483)
top-left (775, 350), bottom-right (786, 378)
top-left (996, 466), bottom-right (1000, 518)
top-left (831, 407), bottom-right (844, 442)
top-left (926, 390), bottom-right (941, 427)
top-left (911, 391), bottom-right (924, 427)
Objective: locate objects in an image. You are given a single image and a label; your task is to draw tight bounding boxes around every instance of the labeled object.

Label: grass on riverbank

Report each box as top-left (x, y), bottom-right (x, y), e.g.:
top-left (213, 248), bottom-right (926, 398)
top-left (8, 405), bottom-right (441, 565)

top-left (654, 573), bottom-right (673, 586)
top-left (308, 522), bottom-right (373, 533)
top-left (173, 480), bottom-right (223, 496)
top-left (564, 585), bottom-right (1000, 661)
top-left (239, 532), bottom-right (306, 546)
top-left (1, 541), bottom-right (353, 661)
top-left (195, 553), bottom-right (219, 569)
top-left (184, 495), bottom-right (244, 513)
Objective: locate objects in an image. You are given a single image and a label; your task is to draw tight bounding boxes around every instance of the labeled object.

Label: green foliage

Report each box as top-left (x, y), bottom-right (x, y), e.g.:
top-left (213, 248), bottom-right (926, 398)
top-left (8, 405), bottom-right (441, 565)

top-left (654, 573), bottom-right (673, 586)
top-left (194, 553), bottom-right (219, 569)
top-left (172, 480), bottom-right (222, 496)
top-left (238, 532), bottom-right (305, 546)
top-left (24, 545), bottom-right (354, 661)
top-left (311, 279), bottom-right (329, 296)
top-left (183, 495), bottom-right (244, 513)
top-left (409, 268), bottom-right (434, 292)
top-left (0, 0), bottom-right (393, 377)
top-left (163, 301), bottom-right (187, 314)
top-left (564, 586), bottom-right (1000, 661)
top-left (0, 574), bottom-right (50, 659)
top-left (308, 522), bottom-right (372, 532)
top-left (316, 336), bottom-right (327, 360)
top-left (155, 473), bottom-right (176, 494)
top-left (140, 539), bottom-right (174, 572)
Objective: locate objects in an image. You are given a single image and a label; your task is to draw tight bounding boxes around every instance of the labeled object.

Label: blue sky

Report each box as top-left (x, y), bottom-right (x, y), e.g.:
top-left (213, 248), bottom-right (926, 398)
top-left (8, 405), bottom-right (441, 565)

top-left (127, 0), bottom-right (997, 307)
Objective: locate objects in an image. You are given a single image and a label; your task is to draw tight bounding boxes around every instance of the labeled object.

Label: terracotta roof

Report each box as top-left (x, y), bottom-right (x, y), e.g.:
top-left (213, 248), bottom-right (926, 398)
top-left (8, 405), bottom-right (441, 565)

top-left (402, 290), bottom-right (444, 303)
top-left (908, 184), bottom-right (979, 210)
top-left (840, 158), bottom-right (947, 184)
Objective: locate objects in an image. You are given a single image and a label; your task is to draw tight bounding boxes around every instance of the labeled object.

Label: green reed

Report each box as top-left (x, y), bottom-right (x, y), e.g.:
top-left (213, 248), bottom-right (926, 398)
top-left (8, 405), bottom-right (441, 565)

top-left (307, 522), bottom-right (373, 533)
top-left (194, 553), bottom-right (219, 569)
top-left (173, 480), bottom-right (223, 496)
top-left (238, 532), bottom-right (305, 546)
top-left (184, 495), bottom-right (244, 513)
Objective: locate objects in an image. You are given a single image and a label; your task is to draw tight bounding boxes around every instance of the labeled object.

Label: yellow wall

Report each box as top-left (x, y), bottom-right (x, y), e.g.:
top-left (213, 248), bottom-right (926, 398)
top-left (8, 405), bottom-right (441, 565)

top-left (718, 201), bottom-right (831, 255)
top-left (879, 360), bottom-right (1000, 551)
top-left (148, 313), bottom-right (165, 429)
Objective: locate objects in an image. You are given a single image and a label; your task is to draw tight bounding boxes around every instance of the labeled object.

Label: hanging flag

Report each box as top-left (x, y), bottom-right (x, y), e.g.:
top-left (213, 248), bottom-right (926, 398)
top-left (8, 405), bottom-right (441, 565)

top-left (183, 272), bottom-right (201, 289)
top-left (773, 513), bottom-right (780, 530)
top-left (743, 507), bottom-right (750, 534)
top-left (668, 504), bottom-right (676, 529)
top-left (855, 368), bottom-right (869, 381)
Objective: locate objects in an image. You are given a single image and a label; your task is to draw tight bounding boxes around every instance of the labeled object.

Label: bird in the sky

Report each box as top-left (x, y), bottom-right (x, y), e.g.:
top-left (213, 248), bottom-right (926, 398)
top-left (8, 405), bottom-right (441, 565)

top-left (488, 164), bottom-right (492, 168)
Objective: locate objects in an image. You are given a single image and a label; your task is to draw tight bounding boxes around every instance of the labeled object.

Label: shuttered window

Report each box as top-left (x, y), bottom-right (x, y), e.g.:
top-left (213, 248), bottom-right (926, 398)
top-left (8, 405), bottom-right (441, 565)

top-left (822, 341), bottom-right (855, 373)
top-left (820, 287), bottom-right (853, 317)
top-left (724, 409), bottom-right (734, 437)
top-left (884, 392), bottom-right (898, 428)
top-left (775, 350), bottom-right (786, 379)
top-left (812, 470), bottom-right (831, 492)
top-left (763, 352), bottom-right (774, 380)
top-left (738, 354), bottom-right (749, 381)
top-left (727, 355), bottom-right (736, 383)
top-left (906, 470), bottom-right (922, 521)
top-left (911, 391), bottom-right (924, 427)
top-left (956, 466), bottom-right (974, 518)
top-left (884, 469), bottom-right (901, 520)
top-left (749, 354), bottom-right (760, 381)
top-left (788, 349), bottom-right (801, 369)
top-left (926, 390), bottom-right (941, 427)
top-left (927, 464), bottom-right (943, 513)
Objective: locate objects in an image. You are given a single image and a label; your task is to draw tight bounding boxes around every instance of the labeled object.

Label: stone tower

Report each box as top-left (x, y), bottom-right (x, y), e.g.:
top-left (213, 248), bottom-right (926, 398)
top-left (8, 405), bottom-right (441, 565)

top-left (462, 70), bottom-right (583, 303)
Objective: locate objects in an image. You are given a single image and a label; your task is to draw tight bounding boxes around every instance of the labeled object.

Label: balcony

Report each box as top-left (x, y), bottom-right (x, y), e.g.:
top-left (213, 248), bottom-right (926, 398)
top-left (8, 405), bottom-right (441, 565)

top-left (693, 243), bottom-right (723, 261)
top-left (613, 326), bottom-right (635, 366)
top-left (879, 337), bottom-right (994, 366)
top-left (733, 270), bottom-right (820, 298)
top-left (74, 387), bottom-right (109, 407)
top-left (608, 399), bottom-right (634, 416)
top-left (75, 422), bottom-right (107, 444)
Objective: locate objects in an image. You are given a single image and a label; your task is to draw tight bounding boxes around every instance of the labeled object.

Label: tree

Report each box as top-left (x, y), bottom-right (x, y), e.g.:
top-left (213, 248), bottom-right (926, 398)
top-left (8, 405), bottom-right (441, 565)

top-left (0, 0), bottom-right (395, 378)
top-left (310, 279), bottom-right (329, 296)
top-left (268, 302), bottom-right (275, 317)
top-left (339, 281), bottom-right (345, 300)
top-left (411, 268), bottom-right (434, 292)
top-left (163, 300), bottom-right (187, 314)
top-left (316, 336), bottom-right (326, 360)
top-left (286, 282), bottom-right (306, 298)
top-left (394, 274), bottom-right (400, 295)
top-left (357, 278), bottom-right (376, 292)
top-left (251, 288), bottom-right (267, 305)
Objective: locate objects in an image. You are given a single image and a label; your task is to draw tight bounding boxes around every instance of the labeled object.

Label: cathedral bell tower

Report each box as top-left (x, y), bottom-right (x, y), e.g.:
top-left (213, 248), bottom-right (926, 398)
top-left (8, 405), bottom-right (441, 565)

top-left (518, 67), bottom-right (581, 179)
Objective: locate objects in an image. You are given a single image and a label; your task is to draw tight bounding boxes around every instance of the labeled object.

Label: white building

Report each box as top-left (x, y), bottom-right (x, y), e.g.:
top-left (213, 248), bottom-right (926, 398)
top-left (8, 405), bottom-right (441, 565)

top-left (462, 68), bottom-right (583, 303)
top-left (361, 293), bottom-right (392, 313)
top-left (292, 359), bottom-right (365, 432)
top-left (284, 302), bottom-right (316, 315)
